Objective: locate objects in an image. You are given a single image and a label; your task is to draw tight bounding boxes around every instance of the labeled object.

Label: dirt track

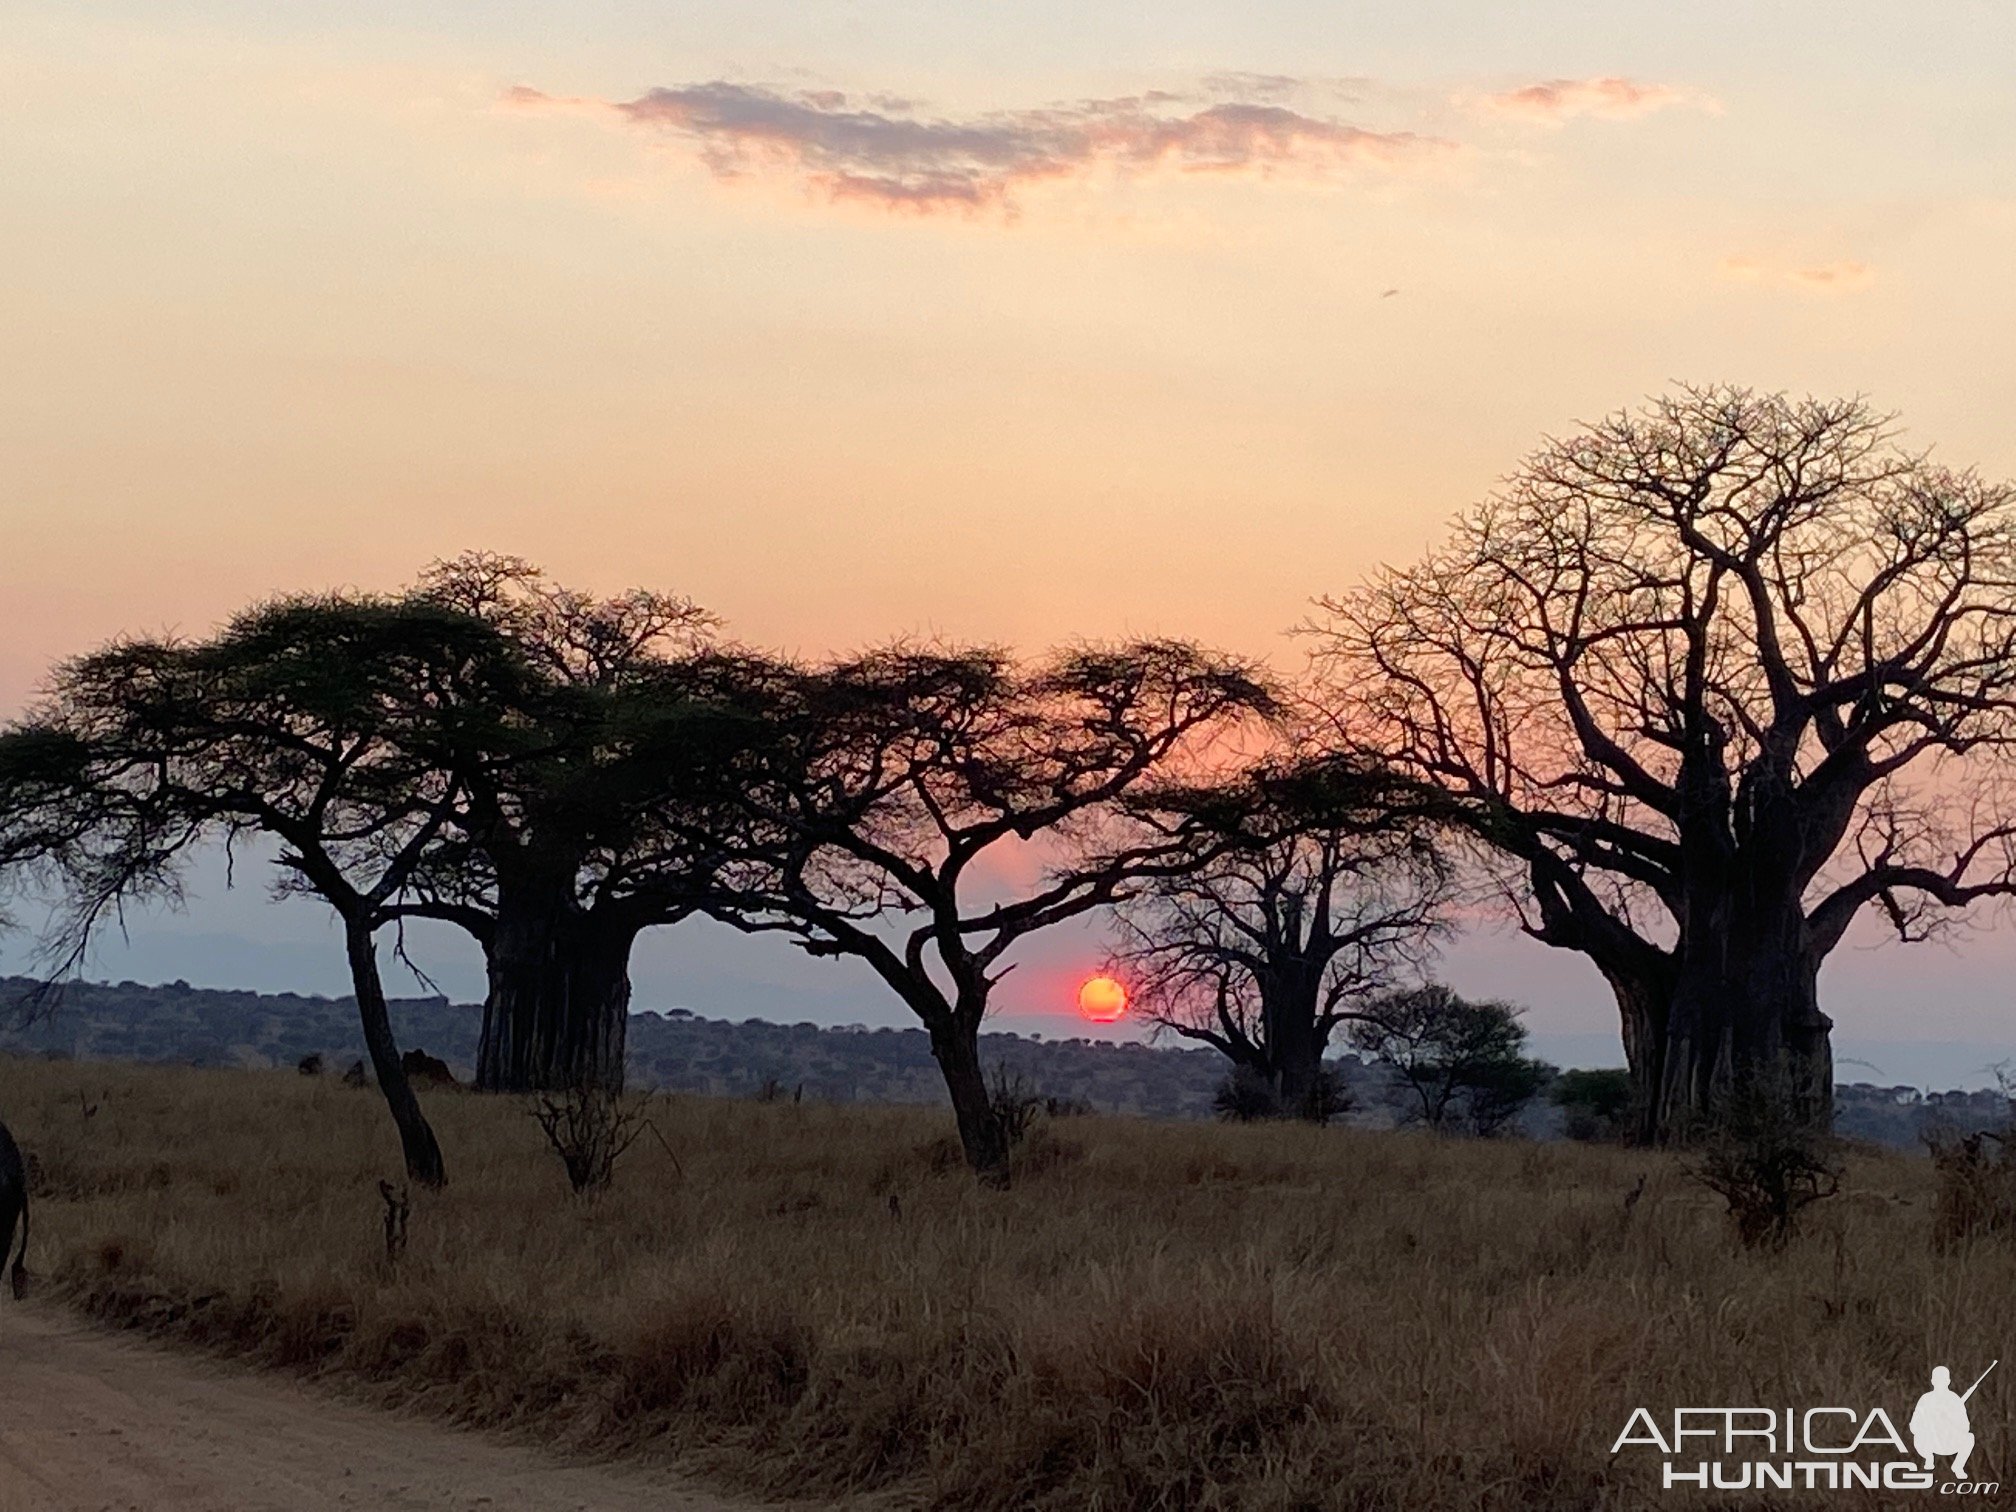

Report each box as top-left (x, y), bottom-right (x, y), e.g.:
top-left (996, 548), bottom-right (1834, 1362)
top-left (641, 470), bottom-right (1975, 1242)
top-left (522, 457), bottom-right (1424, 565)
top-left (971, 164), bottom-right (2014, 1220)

top-left (0, 1304), bottom-right (790, 1512)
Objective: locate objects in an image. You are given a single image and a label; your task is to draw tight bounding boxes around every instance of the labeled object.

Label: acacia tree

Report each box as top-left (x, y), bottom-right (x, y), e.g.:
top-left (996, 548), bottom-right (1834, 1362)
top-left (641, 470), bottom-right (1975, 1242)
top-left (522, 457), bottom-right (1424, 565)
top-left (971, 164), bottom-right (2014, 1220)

top-left (1345, 985), bottom-right (1548, 1136)
top-left (0, 599), bottom-right (514, 1185)
top-left (6, 555), bottom-right (759, 1100)
top-left (1107, 755), bottom-right (1449, 1121)
top-left (714, 642), bottom-right (1275, 1185)
top-left (1318, 387), bottom-right (2016, 1138)
top-left (0, 727), bottom-right (119, 897)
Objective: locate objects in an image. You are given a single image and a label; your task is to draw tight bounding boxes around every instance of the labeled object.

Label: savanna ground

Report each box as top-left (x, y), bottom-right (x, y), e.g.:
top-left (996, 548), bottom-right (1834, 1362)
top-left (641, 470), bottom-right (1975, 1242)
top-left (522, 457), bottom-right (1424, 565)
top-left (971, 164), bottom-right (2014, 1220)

top-left (0, 1054), bottom-right (2007, 1511)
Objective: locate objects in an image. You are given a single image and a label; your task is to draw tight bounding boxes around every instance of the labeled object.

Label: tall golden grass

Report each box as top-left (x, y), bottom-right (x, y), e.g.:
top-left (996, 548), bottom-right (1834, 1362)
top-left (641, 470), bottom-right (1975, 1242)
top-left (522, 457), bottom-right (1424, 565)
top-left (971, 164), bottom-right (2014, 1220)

top-left (0, 1053), bottom-right (2006, 1510)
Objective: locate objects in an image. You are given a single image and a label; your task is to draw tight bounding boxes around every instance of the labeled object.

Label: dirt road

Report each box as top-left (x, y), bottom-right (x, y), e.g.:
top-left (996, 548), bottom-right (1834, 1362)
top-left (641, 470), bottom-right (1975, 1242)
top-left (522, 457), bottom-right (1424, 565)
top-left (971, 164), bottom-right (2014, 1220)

top-left (0, 1305), bottom-right (794, 1512)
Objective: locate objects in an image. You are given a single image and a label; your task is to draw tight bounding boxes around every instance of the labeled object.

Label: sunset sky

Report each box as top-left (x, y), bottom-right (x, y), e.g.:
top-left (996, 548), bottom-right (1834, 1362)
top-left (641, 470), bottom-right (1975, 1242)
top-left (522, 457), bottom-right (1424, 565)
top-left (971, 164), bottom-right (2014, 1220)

top-left (6, 2), bottom-right (2016, 1080)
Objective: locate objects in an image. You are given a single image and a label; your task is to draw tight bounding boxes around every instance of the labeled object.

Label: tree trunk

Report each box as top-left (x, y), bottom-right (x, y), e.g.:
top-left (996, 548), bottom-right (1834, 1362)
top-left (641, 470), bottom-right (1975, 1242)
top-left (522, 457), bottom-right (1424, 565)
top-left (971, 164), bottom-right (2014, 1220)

top-left (1261, 973), bottom-right (1332, 1121)
top-left (343, 919), bottom-right (446, 1188)
top-left (930, 1019), bottom-right (1011, 1188)
top-left (1659, 935), bottom-right (1832, 1136)
top-left (1272, 1031), bottom-right (1331, 1122)
top-left (1607, 915), bottom-right (1832, 1143)
top-left (1605, 962), bottom-right (1673, 1145)
top-left (477, 886), bottom-right (636, 1093)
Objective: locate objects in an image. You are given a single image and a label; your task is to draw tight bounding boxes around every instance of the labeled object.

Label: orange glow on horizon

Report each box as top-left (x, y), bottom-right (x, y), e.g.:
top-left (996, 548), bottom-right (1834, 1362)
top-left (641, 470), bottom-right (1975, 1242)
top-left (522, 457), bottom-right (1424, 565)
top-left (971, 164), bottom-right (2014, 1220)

top-left (1076, 974), bottom-right (1129, 1022)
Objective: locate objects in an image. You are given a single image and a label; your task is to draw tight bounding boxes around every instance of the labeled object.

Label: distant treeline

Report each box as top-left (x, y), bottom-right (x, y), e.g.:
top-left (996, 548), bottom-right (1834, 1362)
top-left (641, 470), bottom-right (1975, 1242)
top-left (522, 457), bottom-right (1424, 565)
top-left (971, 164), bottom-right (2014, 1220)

top-left (0, 974), bottom-right (1286, 1120)
top-left (0, 976), bottom-right (2003, 1149)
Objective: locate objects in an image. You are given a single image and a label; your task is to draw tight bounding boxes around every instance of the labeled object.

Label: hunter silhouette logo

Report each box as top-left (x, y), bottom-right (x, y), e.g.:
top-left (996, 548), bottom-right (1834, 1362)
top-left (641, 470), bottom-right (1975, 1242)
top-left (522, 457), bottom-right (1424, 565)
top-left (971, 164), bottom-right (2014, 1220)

top-left (1612, 1360), bottom-right (2001, 1494)
top-left (1912, 1362), bottom-right (1994, 1481)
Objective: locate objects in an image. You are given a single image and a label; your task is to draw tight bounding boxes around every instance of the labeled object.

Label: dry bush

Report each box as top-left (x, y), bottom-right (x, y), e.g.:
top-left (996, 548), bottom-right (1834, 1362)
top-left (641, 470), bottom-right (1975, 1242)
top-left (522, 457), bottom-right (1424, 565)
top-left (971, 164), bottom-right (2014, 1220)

top-left (1926, 1127), bottom-right (2016, 1249)
top-left (1212, 1065), bottom-right (1282, 1122)
top-left (986, 1065), bottom-right (1043, 1145)
top-left (374, 1180), bottom-right (409, 1261)
top-left (529, 1087), bottom-right (661, 1196)
top-left (1211, 1067), bottom-right (1350, 1126)
top-left (1009, 1125), bottom-right (1086, 1181)
top-left (0, 1053), bottom-right (1997, 1512)
top-left (1684, 1085), bottom-right (1843, 1250)
top-left (1926, 1064), bottom-right (2016, 1250)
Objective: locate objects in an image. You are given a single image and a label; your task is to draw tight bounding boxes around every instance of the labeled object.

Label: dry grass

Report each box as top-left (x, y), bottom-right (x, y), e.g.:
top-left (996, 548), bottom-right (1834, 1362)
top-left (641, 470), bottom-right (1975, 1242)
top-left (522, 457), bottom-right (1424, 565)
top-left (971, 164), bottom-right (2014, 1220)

top-left (1, 1054), bottom-right (2008, 1510)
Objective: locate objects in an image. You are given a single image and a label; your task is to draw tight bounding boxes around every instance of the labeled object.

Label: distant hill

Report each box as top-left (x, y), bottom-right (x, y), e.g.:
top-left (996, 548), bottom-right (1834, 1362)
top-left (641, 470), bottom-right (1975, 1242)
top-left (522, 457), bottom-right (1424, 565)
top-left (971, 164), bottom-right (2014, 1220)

top-left (1, 976), bottom-right (2006, 1146)
top-left (0, 974), bottom-right (1266, 1119)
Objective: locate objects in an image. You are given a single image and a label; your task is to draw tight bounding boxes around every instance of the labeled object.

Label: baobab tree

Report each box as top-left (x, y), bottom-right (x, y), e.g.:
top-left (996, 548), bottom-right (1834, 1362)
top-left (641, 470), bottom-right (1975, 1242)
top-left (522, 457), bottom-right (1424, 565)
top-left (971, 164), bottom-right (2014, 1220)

top-left (393, 555), bottom-right (751, 1092)
top-left (1317, 386), bottom-right (2016, 1138)
top-left (713, 641), bottom-right (1276, 1185)
top-left (1107, 755), bottom-right (1449, 1120)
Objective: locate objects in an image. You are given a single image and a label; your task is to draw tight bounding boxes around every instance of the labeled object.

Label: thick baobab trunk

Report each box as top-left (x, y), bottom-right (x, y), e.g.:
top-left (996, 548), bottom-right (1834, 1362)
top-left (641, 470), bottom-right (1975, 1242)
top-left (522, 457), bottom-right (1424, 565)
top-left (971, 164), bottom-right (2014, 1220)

top-left (1660, 947), bottom-right (1832, 1134)
top-left (477, 887), bottom-right (636, 1093)
top-left (929, 1018), bottom-right (1011, 1188)
top-left (1609, 906), bottom-right (1833, 1142)
top-left (343, 919), bottom-right (446, 1188)
top-left (1274, 1055), bottom-right (1332, 1122)
top-left (1605, 963), bottom-right (1673, 1145)
top-left (1265, 981), bottom-right (1332, 1121)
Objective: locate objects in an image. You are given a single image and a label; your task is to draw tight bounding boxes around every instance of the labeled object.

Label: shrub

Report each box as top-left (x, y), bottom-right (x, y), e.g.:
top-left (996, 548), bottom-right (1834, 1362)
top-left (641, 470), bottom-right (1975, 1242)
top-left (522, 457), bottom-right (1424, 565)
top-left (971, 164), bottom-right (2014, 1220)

top-left (1925, 1127), bottom-right (2016, 1249)
top-left (1211, 1066), bottom-right (1281, 1122)
top-left (1686, 1083), bottom-right (1842, 1249)
top-left (987, 1066), bottom-right (1044, 1146)
top-left (1210, 1065), bottom-right (1350, 1124)
top-left (1012, 1126), bottom-right (1087, 1179)
top-left (1465, 1056), bottom-right (1551, 1138)
top-left (529, 1087), bottom-right (658, 1195)
top-left (1551, 1068), bottom-right (1634, 1142)
top-left (1296, 1068), bottom-right (1354, 1126)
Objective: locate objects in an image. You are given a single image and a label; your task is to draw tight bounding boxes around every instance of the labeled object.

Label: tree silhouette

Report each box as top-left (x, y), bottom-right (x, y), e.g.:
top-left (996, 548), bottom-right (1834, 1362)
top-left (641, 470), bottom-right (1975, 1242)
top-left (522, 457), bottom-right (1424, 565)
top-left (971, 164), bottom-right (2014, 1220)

top-left (13, 553), bottom-right (768, 1096)
top-left (1346, 984), bottom-right (1547, 1136)
top-left (1318, 387), bottom-right (2016, 1138)
top-left (390, 555), bottom-right (750, 1092)
top-left (1108, 754), bottom-right (1448, 1120)
top-left (0, 597), bottom-right (516, 1184)
top-left (712, 641), bottom-right (1275, 1185)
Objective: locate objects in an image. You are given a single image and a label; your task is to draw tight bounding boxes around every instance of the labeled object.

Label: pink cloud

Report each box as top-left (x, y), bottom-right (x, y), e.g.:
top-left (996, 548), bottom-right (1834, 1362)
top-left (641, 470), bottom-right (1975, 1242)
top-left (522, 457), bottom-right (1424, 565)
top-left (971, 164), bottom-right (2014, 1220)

top-left (1477, 76), bottom-right (1714, 125)
top-left (1721, 255), bottom-right (1874, 294)
top-left (1789, 260), bottom-right (1874, 291)
top-left (504, 80), bottom-right (1454, 215)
